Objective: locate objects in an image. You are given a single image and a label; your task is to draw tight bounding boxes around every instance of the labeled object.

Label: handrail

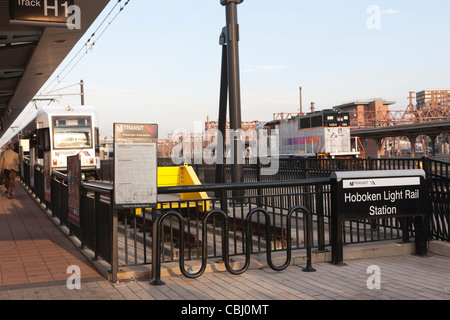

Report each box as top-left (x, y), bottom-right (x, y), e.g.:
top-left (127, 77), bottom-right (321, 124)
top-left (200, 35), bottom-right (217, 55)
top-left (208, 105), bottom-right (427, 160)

top-left (52, 170), bottom-right (68, 181)
top-left (158, 178), bottom-right (331, 194)
top-left (78, 177), bottom-right (330, 196)
top-left (81, 181), bottom-right (114, 194)
top-left (48, 169), bottom-right (113, 194)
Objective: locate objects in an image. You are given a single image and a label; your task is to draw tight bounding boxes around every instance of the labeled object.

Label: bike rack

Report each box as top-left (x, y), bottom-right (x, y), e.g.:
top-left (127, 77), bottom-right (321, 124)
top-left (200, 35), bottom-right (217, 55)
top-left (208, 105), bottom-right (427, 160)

top-left (150, 205), bottom-right (315, 285)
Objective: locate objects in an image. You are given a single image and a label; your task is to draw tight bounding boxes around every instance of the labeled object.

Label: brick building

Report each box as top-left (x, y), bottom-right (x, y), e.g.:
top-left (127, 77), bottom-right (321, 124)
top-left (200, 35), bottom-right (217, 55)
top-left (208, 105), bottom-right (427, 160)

top-left (333, 99), bottom-right (396, 128)
top-left (333, 99), bottom-right (396, 157)
top-left (416, 90), bottom-right (450, 111)
top-left (204, 117), bottom-right (262, 145)
top-left (157, 117), bottom-right (263, 160)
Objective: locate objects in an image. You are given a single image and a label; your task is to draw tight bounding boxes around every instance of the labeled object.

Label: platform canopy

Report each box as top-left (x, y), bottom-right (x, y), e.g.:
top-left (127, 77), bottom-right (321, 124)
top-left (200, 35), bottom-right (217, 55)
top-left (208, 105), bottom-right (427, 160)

top-left (0, 0), bottom-right (110, 139)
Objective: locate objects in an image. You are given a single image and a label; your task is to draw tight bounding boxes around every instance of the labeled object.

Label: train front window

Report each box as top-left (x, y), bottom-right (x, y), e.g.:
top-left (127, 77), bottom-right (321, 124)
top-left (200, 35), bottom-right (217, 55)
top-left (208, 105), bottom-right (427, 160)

top-left (52, 116), bottom-right (92, 149)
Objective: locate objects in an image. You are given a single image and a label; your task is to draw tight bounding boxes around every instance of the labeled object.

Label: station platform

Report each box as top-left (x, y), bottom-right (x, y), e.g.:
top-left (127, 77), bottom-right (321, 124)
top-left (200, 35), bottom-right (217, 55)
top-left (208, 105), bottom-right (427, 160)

top-left (0, 181), bottom-right (103, 287)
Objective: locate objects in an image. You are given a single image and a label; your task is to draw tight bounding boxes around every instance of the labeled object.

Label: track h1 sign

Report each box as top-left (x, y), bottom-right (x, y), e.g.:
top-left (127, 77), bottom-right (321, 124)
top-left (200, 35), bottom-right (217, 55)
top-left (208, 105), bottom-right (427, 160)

top-left (330, 170), bottom-right (429, 264)
top-left (9, 0), bottom-right (75, 24)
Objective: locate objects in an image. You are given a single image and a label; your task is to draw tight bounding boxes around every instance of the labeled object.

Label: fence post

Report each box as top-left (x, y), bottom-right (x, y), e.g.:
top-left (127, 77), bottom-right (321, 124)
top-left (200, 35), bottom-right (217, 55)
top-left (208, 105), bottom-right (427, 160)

top-left (368, 156), bottom-right (374, 171)
top-left (305, 158), bottom-right (310, 179)
top-left (421, 156), bottom-right (430, 177)
top-left (93, 191), bottom-right (100, 261)
top-left (151, 208), bottom-right (164, 285)
top-left (330, 176), bottom-right (344, 265)
top-left (110, 191), bottom-right (118, 283)
top-left (256, 157), bottom-right (262, 207)
top-left (302, 208), bottom-right (316, 272)
top-left (316, 184), bottom-right (325, 252)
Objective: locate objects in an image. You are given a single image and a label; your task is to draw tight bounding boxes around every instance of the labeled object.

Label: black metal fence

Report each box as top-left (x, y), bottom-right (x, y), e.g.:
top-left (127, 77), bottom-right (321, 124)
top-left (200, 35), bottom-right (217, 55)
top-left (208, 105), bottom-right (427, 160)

top-left (21, 160), bottom-right (116, 277)
top-left (223, 156), bottom-right (448, 242)
top-left (222, 157), bottom-right (425, 182)
top-left (426, 159), bottom-right (450, 242)
top-left (20, 156), bottom-right (449, 283)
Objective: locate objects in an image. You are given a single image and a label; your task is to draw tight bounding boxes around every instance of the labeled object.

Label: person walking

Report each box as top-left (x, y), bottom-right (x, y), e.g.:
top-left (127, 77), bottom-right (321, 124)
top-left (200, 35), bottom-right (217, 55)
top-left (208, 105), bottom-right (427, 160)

top-left (0, 143), bottom-right (20, 199)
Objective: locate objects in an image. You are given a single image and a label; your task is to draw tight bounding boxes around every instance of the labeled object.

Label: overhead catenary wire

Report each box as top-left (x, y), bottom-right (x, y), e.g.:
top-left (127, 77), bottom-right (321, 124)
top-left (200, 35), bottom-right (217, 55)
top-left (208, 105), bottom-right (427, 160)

top-left (1, 1), bottom-right (131, 147)
top-left (39, 0), bottom-right (131, 96)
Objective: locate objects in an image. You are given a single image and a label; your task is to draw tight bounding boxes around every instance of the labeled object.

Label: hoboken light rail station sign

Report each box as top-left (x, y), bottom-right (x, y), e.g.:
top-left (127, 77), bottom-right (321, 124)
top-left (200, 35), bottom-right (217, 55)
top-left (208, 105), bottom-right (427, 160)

top-left (331, 170), bottom-right (429, 264)
top-left (113, 123), bottom-right (158, 209)
top-left (340, 174), bottom-right (422, 218)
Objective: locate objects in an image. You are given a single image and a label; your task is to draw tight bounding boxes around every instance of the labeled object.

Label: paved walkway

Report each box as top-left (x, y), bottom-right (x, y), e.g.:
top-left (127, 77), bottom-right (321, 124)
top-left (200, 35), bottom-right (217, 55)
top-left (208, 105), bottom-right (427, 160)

top-left (0, 254), bottom-right (449, 302)
top-left (0, 182), bottom-right (449, 304)
top-left (0, 182), bottom-right (103, 287)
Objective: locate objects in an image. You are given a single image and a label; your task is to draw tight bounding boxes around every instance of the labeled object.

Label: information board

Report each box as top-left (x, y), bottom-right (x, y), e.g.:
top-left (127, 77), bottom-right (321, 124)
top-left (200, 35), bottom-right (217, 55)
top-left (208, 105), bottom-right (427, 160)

top-left (113, 123), bottom-right (158, 209)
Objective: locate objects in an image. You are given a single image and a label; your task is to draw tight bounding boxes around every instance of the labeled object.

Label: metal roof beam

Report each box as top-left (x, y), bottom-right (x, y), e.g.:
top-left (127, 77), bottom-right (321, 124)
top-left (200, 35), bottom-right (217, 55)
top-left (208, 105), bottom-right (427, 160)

top-left (0, 91), bottom-right (14, 98)
top-left (0, 31), bottom-right (41, 46)
top-left (0, 69), bottom-right (24, 80)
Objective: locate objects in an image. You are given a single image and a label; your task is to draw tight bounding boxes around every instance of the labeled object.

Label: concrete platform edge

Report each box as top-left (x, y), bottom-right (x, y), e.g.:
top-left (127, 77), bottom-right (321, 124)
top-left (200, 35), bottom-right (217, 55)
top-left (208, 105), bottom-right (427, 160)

top-left (117, 240), bottom-right (450, 282)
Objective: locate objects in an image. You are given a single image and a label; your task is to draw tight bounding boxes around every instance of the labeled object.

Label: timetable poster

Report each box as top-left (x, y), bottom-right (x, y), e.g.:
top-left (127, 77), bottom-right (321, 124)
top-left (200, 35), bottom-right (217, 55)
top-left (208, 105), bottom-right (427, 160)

top-left (113, 123), bottom-right (158, 209)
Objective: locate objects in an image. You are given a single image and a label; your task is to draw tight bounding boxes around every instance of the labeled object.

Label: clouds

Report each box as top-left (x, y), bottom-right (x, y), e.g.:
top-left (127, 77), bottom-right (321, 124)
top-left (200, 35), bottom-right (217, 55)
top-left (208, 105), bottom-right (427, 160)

top-left (382, 9), bottom-right (400, 15)
top-left (243, 65), bottom-right (287, 73)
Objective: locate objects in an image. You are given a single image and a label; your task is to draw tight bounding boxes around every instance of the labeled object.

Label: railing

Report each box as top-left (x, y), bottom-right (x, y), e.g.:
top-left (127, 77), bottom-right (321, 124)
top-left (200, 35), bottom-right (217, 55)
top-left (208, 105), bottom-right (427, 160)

top-left (222, 157), bottom-right (425, 182)
top-left (20, 156), bottom-right (449, 284)
top-left (220, 156), bottom-right (447, 242)
top-left (426, 159), bottom-right (450, 242)
top-left (21, 160), bottom-right (118, 281)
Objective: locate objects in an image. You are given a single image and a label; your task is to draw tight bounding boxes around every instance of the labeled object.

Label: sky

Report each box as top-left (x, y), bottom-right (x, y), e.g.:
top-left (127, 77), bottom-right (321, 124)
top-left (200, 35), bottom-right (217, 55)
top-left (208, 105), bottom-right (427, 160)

top-left (6, 0), bottom-right (450, 141)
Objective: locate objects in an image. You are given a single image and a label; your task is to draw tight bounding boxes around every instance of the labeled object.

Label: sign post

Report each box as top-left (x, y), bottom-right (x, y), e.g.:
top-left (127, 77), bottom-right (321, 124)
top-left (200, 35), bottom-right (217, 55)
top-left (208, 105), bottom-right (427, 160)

top-left (30, 148), bottom-right (35, 188)
top-left (113, 123), bottom-right (158, 209)
top-left (67, 154), bottom-right (81, 227)
top-left (330, 170), bottom-right (429, 265)
top-left (44, 151), bottom-right (52, 203)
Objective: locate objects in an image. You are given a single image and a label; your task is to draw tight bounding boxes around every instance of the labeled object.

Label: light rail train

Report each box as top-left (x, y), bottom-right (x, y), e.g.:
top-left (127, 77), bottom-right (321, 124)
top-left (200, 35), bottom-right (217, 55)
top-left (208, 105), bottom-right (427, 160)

top-left (17, 105), bottom-right (99, 179)
top-left (258, 109), bottom-right (364, 158)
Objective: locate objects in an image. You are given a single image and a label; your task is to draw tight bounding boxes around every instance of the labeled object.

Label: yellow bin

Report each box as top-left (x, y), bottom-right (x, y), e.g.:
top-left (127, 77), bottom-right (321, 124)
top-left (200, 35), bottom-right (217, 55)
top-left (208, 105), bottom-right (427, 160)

top-left (136, 163), bottom-right (210, 214)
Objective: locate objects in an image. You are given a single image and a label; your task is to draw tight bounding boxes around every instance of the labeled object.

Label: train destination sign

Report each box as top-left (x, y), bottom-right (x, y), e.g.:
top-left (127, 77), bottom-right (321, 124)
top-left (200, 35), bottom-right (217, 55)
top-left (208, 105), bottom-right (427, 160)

top-left (330, 170), bottom-right (429, 264)
top-left (9, 0), bottom-right (75, 25)
top-left (113, 123), bottom-right (158, 209)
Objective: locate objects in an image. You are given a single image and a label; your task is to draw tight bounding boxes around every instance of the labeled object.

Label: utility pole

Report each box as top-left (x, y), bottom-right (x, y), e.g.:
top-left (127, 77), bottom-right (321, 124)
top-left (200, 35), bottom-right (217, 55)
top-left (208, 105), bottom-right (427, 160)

top-left (80, 79), bottom-right (85, 105)
top-left (299, 86), bottom-right (303, 115)
top-left (216, 0), bottom-right (244, 188)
